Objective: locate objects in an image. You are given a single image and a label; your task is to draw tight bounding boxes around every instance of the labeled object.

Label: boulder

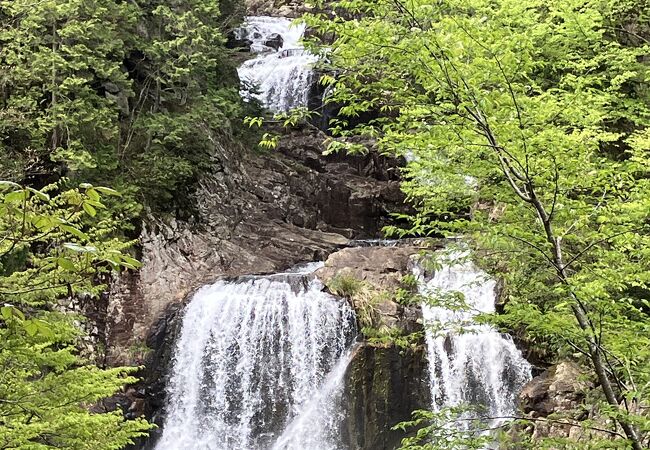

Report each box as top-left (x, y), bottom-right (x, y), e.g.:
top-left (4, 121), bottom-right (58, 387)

top-left (514, 361), bottom-right (621, 445)
top-left (263, 33), bottom-right (284, 51)
top-left (316, 245), bottom-right (423, 290)
top-left (519, 361), bottom-right (592, 417)
top-left (226, 29), bottom-right (252, 50)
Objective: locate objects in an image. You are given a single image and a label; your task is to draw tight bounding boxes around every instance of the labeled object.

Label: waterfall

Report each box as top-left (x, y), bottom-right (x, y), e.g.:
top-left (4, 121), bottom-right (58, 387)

top-left (155, 263), bottom-right (356, 450)
top-left (237, 16), bottom-right (318, 112)
top-left (417, 252), bottom-right (531, 432)
top-left (271, 344), bottom-right (360, 450)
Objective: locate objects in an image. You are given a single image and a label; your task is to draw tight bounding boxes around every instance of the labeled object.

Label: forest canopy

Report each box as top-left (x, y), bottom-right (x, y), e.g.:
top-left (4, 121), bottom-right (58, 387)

top-left (304, 0), bottom-right (650, 447)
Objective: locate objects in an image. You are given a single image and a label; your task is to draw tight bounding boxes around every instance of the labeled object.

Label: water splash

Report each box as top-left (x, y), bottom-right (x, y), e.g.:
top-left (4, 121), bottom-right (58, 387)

top-left (417, 252), bottom-right (531, 427)
top-left (271, 344), bottom-right (361, 450)
top-left (155, 266), bottom-right (356, 450)
top-left (237, 16), bottom-right (317, 112)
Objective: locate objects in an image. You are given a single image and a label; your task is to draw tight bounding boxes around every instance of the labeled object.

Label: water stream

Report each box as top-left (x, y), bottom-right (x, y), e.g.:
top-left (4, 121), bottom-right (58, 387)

top-left (416, 253), bottom-right (532, 433)
top-left (155, 264), bottom-right (356, 450)
top-left (237, 16), bottom-right (317, 112)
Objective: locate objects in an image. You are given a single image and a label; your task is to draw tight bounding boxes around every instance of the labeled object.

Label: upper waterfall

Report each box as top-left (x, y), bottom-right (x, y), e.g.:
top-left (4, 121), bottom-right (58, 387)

top-left (155, 263), bottom-right (356, 450)
top-left (417, 252), bottom-right (531, 435)
top-left (237, 16), bottom-right (317, 112)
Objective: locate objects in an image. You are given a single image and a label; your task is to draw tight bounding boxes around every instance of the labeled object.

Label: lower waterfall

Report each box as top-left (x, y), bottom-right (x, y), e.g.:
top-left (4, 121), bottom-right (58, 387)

top-left (155, 263), bottom-right (356, 450)
top-left (417, 253), bottom-right (532, 433)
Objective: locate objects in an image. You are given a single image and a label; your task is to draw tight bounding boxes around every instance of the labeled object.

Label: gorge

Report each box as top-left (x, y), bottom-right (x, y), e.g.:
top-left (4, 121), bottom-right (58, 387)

top-left (2, 0), bottom-right (646, 447)
top-left (142, 17), bottom-right (532, 450)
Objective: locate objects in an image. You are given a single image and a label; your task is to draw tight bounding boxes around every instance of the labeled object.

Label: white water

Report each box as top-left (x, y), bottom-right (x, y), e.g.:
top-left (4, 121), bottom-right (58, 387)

top-left (155, 264), bottom-right (356, 450)
top-left (417, 252), bottom-right (531, 429)
top-left (237, 16), bottom-right (317, 112)
top-left (271, 344), bottom-right (360, 450)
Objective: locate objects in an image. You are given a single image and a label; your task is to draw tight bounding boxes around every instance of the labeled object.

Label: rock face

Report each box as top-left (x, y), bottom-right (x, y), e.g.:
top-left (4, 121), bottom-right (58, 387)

top-left (105, 125), bottom-right (407, 366)
top-left (315, 245), bottom-right (434, 449)
top-left (342, 345), bottom-right (431, 450)
top-left (520, 361), bottom-right (592, 418)
top-left (515, 361), bottom-right (620, 445)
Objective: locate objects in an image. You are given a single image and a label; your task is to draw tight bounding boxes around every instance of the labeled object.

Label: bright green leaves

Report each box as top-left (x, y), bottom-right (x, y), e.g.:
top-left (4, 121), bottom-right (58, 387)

top-left (245, 107), bottom-right (320, 150)
top-left (0, 180), bottom-right (151, 447)
top-left (305, 0), bottom-right (650, 445)
top-left (393, 408), bottom-right (492, 450)
top-left (0, 180), bottom-right (140, 305)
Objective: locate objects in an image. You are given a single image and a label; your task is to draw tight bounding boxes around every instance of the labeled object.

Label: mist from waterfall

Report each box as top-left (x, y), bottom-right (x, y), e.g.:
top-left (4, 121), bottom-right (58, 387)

top-left (416, 252), bottom-right (532, 434)
top-left (155, 263), bottom-right (356, 450)
top-left (237, 16), bottom-right (317, 112)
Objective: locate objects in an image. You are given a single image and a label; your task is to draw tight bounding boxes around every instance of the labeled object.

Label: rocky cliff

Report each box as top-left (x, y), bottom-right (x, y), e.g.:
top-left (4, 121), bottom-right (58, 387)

top-left (106, 125), bottom-right (406, 367)
top-left (316, 245), bottom-right (434, 449)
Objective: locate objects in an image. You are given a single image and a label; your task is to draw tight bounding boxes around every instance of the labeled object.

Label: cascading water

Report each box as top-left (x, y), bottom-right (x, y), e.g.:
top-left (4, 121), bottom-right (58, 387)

top-left (416, 252), bottom-right (531, 433)
top-left (156, 12), bottom-right (532, 445)
top-left (155, 263), bottom-right (356, 450)
top-left (237, 16), bottom-right (317, 112)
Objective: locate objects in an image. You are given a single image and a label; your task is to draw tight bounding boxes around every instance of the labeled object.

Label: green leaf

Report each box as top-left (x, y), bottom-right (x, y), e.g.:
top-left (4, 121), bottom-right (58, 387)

top-left (24, 320), bottom-right (38, 337)
top-left (4, 190), bottom-right (28, 204)
top-left (57, 257), bottom-right (77, 271)
top-left (82, 202), bottom-right (97, 217)
top-left (63, 243), bottom-right (97, 253)
top-left (0, 181), bottom-right (21, 191)
top-left (94, 186), bottom-right (121, 196)
top-left (59, 224), bottom-right (89, 241)
top-left (86, 188), bottom-right (100, 202)
top-left (27, 187), bottom-right (50, 202)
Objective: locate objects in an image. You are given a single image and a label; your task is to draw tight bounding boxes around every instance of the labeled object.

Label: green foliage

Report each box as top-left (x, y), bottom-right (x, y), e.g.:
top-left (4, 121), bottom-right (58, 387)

top-left (244, 107), bottom-right (320, 150)
top-left (305, 0), bottom-right (650, 446)
top-left (0, 182), bottom-right (152, 448)
top-left (394, 274), bottom-right (422, 306)
top-left (0, 0), bottom-right (247, 211)
top-left (326, 273), bottom-right (364, 297)
top-left (362, 326), bottom-right (423, 351)
top-left (259, 132), bottom-right (281, 150)
top-left (0, 0), bottom-right (137, 172)
top-left (393, 407), bottom-right (492, 450)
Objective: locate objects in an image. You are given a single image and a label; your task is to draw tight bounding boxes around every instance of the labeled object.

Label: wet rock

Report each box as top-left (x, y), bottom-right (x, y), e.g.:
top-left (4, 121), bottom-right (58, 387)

top-left (226, 29), bottom-right (252, 50)
top-left (342, 344), bottom-right (431, 450)
top-left (263, 33), bottom-right (284, 50)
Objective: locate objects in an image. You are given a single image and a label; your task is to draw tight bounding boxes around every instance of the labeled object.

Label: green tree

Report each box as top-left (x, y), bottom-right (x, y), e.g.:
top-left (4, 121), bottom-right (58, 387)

top-left (0, 181), bottom-right (151, 448)
top-left (305, 0), bottom-right (650, 447)
top-left (119, 0), bottom-right (245, 208)
top-left (0, 0), bottom-right (138, 175)
top-left (0, 0), bottom-right (246, 210)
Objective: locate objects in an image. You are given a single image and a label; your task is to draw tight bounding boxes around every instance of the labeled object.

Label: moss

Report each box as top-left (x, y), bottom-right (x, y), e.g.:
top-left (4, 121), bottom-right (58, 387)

top-left (362, 326), bottom-right (424, 351)
top-left (326, 273), bottom-right (364, 297)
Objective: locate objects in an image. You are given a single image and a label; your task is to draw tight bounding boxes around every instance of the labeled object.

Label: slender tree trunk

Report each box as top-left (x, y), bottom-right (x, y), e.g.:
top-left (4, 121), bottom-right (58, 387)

top-left (51, 22), bottom-right (58, 152)
top-left (529, 190), bottom-right (644, 450)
